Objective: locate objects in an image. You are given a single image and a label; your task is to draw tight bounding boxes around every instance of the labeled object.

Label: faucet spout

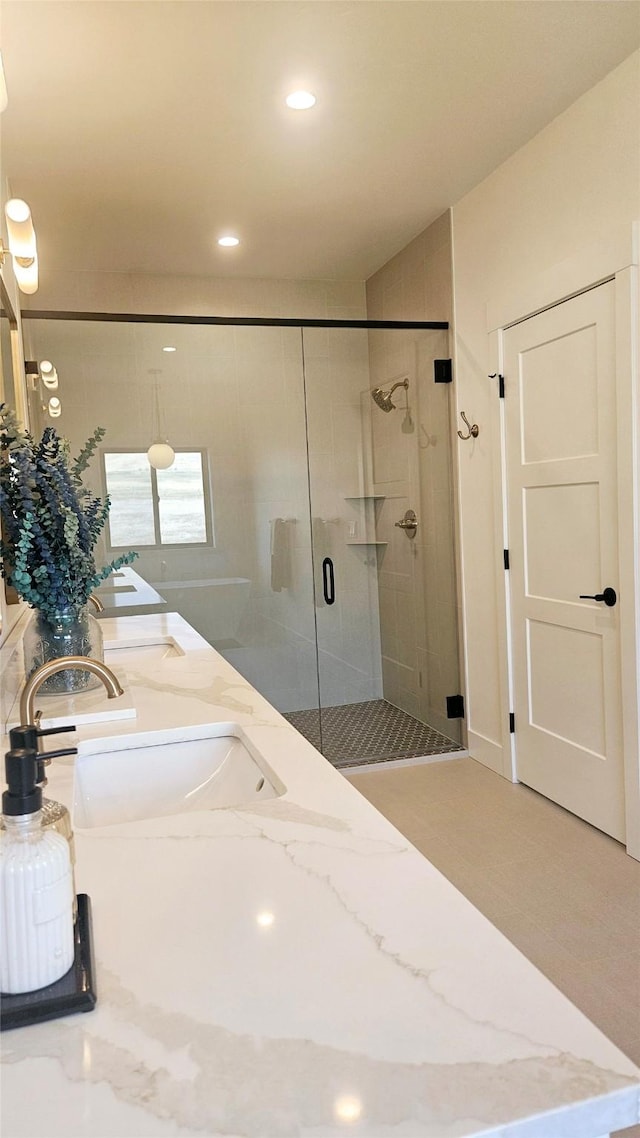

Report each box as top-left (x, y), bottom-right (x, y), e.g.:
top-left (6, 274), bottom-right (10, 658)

top-left (19, 656), bottom-right (124, 726)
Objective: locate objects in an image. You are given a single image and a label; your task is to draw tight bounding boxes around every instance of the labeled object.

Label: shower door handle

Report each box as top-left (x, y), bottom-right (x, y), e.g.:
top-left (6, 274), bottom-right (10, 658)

top-left (322, 558), bottom-right (335, 606)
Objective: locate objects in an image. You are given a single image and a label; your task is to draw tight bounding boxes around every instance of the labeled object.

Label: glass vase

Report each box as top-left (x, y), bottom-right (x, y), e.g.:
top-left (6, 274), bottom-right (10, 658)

top-left (22, 604), bottom-right (105, 695)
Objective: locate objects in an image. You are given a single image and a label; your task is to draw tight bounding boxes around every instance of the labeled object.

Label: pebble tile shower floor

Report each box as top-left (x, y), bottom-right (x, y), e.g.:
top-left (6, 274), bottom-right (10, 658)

top-left (283, 698), bottom-right (464, 768)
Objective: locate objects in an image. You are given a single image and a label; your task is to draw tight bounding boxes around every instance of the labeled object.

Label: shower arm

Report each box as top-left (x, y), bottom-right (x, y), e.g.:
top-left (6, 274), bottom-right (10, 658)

top-left (388, 379), bottom-right (409, 397)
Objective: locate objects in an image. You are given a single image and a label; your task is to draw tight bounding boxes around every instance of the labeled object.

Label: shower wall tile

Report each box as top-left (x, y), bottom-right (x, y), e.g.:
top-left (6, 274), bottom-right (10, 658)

top-left (380, 626), bottom-right (399, 663)
top-left (396, 591), bottom-right (417, 644)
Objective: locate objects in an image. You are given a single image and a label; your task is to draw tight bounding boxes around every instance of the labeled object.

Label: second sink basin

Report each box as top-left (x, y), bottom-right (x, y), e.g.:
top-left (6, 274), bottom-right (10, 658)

top-left (73, 729), bottom-right (283, 828)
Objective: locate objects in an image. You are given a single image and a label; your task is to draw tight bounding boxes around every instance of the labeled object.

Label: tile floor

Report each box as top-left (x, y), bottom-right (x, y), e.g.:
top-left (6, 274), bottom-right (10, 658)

top-left (284, 699), bottom-right (463, 767)
top-left (348, 756), bottom-right (640, 1138)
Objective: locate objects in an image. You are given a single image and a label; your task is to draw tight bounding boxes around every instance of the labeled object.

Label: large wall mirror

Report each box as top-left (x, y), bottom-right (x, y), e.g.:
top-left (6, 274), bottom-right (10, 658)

top-left (0, 275), bottom-right (27, 644)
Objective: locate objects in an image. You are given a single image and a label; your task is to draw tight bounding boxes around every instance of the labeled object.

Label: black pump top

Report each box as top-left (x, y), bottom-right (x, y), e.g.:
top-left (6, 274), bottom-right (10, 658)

top-left (3, 722), bottom-right (77, 817)
top-left (3, 746), bottom-right (42, 817)
top-left (9, 723), bottom-right (78, 787)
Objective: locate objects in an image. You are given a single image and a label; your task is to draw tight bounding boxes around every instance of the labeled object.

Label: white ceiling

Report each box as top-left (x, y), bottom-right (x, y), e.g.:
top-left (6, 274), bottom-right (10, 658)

top-left (1, 1), bottom-right (639, 282)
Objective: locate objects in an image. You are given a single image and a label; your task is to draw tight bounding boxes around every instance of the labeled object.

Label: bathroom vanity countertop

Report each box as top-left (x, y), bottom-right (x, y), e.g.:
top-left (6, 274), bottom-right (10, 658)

top-left (94, 565), bottom-right (166, 611)
top-left (1, 611), bottom-right (640, 1138)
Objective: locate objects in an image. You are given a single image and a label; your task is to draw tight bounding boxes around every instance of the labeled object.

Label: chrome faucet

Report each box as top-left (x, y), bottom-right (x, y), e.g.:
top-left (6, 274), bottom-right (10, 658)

top-left (20, 656), bottom-right (124, 726)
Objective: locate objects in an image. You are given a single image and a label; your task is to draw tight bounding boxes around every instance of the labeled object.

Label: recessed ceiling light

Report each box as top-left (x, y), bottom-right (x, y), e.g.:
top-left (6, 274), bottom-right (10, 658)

top-left (334, 1096), bottom-right (362, 1123)
top-left (162, 346), bottom-right (177, 352)
top-left (256, 911), bottom-right (275, 928)
top-left (218, 235), bottom-right (240, 247)
top-left (285, 90), bottom-right (316, 110)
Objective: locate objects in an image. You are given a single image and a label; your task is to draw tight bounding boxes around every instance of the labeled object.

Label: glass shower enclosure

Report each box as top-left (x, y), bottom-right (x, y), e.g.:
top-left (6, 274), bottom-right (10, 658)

top-left (24, 315), bottom-right (462, 767)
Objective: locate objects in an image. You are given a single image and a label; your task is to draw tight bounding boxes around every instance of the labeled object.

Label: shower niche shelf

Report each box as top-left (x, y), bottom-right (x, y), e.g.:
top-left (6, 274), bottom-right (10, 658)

top-left (346, 541), bottom-right (387, 546)
top-left (344, 494), bottom-right (385, 546)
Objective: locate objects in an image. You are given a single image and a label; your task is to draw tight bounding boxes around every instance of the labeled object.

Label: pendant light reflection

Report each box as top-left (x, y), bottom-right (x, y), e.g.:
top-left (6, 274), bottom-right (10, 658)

top-left (147, 441), bottom-right (175, 470)
top-left (147, 370), bottom-right (175, 470)
top-left (47, 396), bottom-right (61, 419)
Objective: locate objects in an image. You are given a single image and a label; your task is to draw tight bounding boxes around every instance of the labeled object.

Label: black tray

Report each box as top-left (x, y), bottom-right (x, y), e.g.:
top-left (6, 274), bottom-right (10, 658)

top-left (0, 894), bottom-right (97, 1031)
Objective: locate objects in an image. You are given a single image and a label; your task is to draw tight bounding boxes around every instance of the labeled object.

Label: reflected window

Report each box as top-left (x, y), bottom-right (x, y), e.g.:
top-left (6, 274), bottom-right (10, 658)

top-left (103, 449), bottom-right (211, 548)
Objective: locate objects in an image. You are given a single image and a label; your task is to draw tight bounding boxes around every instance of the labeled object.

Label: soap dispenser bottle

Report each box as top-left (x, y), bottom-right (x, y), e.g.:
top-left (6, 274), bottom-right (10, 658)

top-left (0, 724), bottom-right (78, 920)
top-left (0, 742), bottom-right (75, 994)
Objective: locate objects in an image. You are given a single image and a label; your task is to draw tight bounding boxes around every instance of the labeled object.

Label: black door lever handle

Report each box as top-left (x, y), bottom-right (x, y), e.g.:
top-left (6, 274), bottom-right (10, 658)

top-left (579, 587), bottom-right (617, 607)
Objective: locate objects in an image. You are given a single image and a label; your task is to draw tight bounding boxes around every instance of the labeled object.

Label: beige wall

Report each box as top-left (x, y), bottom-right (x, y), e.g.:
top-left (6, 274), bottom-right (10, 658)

top-left (22, 269), bottom-right (366, 322)
top-left (451, 50), bottom-right (640, 775)
top-left (366, 213), bottom-right (464, 741)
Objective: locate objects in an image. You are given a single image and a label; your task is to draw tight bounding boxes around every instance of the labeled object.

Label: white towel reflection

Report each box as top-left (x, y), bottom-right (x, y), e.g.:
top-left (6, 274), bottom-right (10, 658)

top-left (270, 518), bottom-right (292, 591)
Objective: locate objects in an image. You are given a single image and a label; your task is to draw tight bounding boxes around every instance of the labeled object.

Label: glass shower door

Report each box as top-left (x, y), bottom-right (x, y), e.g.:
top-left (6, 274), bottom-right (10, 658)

top-left (303, 324), bottom-right (463, 768)
top-left (26, 318), bottom-right (323, 742)
top-left (301, 326), bottom-right (384, 765)
top-left (188, 323), bottom-right (321, 728)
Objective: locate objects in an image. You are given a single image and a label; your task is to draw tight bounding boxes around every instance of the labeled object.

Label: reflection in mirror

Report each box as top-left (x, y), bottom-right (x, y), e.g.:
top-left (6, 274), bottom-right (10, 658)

top-left (0, 278), bottom-right (17, 415)
top-left (0, 277), bottom-right (22, 641)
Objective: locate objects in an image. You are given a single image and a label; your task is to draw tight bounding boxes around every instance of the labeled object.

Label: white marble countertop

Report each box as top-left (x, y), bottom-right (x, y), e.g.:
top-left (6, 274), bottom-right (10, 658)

top-left (94, 565), bottom-right (166, 610)
top-left (1, 612), bottom-right (639, 1138)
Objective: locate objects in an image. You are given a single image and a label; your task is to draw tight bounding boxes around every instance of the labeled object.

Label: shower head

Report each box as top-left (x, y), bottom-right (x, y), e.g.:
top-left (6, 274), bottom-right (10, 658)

top-left (371, 378), bottom-right (409, 412)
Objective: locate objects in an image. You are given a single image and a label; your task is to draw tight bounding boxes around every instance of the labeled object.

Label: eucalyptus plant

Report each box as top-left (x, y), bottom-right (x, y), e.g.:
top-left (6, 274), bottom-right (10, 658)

top-left (0, 403), bottom-right (137, 621)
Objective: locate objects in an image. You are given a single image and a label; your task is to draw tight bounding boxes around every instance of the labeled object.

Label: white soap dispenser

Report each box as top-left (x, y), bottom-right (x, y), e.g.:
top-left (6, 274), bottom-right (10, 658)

top-left (0, 724), bottom-right (79, 922)
top-left (0, 741), bottom-right (74, 994)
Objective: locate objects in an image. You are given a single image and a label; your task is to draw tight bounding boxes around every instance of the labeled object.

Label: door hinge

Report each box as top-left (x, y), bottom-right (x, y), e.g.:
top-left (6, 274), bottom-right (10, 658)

top-left (446, 694), bottom-right (465, 719)
top-left (434, 359), bottom-right (453, 384)
top-left (509, 712), bottom-right (515, 734)
top-left (490, 372), bottom-right (505, 397)
top-left (503, 549), bottom-right (510, 570)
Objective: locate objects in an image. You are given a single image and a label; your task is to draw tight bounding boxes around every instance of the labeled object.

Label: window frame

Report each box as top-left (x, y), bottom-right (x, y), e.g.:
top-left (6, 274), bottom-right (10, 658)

top-left (100, 447), bottom-right (215, 552)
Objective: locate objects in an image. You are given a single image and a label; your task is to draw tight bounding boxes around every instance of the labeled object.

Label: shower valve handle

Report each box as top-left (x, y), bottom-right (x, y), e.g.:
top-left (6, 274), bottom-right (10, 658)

top-left (395, 510), bottom-right (418, 537)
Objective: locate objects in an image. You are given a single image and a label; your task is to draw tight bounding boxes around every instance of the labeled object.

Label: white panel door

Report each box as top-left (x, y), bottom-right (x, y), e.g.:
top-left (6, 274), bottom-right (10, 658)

top-left (505, 282), bottom-right (625, 840)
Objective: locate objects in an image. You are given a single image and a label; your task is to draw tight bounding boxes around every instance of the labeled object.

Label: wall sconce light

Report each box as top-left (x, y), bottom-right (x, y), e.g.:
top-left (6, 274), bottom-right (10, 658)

top-left (47, 396), bottom-right (61, 419)
top-left (0, 199), bottom-right (39, 294)
top-left (40, 360), bottom-right (59, 389)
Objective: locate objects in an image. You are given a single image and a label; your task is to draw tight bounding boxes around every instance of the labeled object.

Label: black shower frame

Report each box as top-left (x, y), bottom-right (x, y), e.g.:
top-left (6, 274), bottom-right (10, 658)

top-left (23, 311), bottom-right (449, 330)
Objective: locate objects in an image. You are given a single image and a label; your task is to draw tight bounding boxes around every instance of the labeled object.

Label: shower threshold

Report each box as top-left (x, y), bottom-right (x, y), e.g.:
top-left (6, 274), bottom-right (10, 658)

top-left (283, 699), bottom-right (464, 770)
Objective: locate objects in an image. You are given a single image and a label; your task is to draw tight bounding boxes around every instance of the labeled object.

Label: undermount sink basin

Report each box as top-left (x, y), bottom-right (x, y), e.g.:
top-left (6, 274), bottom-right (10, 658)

top-left (104, 636), bottom-right (185, 665)
top-left (73, 729), bottom-right (283, 828)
